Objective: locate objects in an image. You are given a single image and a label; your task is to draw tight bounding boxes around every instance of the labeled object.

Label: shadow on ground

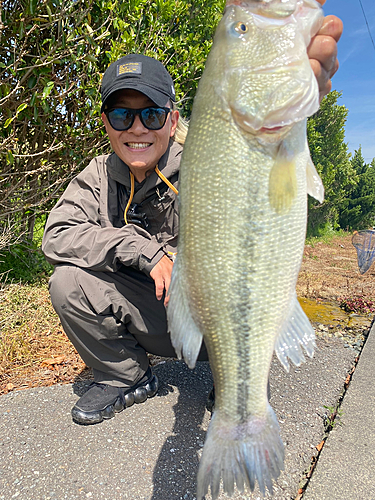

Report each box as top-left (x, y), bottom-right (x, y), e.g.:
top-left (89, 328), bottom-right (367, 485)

top-left (152, 361), bottom-right (212, 500)
top-left (70, 358), bottom-right (213, 500)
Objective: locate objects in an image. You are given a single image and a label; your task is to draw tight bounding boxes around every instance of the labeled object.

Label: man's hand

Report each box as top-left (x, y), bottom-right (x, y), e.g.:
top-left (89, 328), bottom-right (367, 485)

top-left (150, 255), bottom-right (173, 306)
top-left (308, 0), bottom-right (343, 101)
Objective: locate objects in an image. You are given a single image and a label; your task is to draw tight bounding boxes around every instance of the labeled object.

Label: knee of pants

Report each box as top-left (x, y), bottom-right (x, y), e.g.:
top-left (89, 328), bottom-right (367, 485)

top-left (48, 265), bottom-right (81, 314)
top-left (48, 266), bottom-right (75, 311)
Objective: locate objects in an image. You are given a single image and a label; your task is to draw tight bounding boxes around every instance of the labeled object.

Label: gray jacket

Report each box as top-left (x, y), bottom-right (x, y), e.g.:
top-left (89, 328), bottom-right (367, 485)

top-left (42, 141), bottom-right (182, 275)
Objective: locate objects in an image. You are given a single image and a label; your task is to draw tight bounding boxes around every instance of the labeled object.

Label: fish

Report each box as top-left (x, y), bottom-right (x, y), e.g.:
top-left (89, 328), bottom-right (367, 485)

top-left (167, 0), bottom-right (325, 498)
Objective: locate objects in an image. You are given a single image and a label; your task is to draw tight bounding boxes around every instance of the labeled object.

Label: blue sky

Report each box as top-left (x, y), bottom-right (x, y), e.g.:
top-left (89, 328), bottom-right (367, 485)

top-left (324, 0), bottom-right (375, 162)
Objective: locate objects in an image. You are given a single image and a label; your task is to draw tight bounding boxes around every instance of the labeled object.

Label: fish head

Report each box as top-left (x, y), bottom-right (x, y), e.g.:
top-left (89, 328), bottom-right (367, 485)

top-left (226, 0), bottom-right (299, 19)
top-left (215, 0), bottom-right (323, 140)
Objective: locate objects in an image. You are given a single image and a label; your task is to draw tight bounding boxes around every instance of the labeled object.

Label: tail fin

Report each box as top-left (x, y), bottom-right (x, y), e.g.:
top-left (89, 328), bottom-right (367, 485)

top-left (197, 404), bottom-right (284, 499)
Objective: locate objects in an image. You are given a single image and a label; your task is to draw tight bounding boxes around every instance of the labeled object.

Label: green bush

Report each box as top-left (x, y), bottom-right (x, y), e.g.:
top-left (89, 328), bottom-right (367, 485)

top-left (0, 242), bottom-right (53, 283)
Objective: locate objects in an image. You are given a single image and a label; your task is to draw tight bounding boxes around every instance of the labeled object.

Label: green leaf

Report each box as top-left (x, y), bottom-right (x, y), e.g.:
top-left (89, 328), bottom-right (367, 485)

top-left (19, 21), bottom-right (24, 39)
top-left (16, 103), bottom-right (28, 114)
top-left (46, 5), bottom-right (53, 21)
top-left (30, 92), bottom-right (37, 106)
top-left (4, 117), bottom-right (15, 128)
top-left (85, 23), bottom-right (94, 34)
top-left (84, 54), bottom-right (98, 63)
top-left (6, 150), bottom-right (14, 165)
top-left (42, 81), bottom-right (54, 99)
top-left (29, 0), bottom-right (37, 15)
top-left (28, 76), bottom-right (37, 89)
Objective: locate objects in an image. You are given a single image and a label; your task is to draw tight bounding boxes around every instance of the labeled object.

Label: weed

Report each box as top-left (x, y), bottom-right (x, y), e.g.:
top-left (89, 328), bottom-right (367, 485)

top-left (0, 243), bottom-right (53, 283)
top-left (323, 404), bottom-right (343, 432)
top-left (0, 282), bottom-right (87, 393)
top-left (1, 284), bottom-right (66, 378)
top-left (338, 295), bottom-right (375, 314)
top-left (305, 229), bottom-right (348, 247)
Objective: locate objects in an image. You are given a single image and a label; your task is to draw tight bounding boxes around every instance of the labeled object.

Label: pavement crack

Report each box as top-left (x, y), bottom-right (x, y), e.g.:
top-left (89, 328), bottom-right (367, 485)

top-left (294, 318), bottom-right (373, 499)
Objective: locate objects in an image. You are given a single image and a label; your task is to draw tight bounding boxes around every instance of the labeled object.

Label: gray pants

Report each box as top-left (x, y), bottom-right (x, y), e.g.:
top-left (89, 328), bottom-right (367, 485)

top-left (49, 264), bottom-right (207, 388)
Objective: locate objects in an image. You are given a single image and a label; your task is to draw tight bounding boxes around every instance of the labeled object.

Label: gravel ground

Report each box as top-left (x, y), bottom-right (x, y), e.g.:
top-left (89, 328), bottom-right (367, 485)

top-left (0, 328), bottom-right (361, 500)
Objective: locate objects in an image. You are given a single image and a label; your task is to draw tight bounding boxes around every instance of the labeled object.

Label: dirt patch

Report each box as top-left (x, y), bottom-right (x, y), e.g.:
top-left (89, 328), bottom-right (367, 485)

top-left (1, 232), bottom-right (374, 395)
top-left (297, 232), bottom-right (375, 304)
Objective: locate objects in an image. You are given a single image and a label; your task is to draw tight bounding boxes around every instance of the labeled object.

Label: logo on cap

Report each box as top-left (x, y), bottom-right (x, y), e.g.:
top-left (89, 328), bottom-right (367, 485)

top-left (117, 62), bottom-right (142, 76)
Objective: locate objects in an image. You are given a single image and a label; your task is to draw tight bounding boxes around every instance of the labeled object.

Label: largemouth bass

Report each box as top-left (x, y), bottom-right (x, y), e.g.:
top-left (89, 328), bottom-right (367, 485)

top-left (167, 0), bottom-right (325, 497)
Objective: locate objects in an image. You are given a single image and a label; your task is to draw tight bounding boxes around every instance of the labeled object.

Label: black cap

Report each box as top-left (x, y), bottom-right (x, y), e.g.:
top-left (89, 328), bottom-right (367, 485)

top-left (100, 54), bottom-right (176, 112)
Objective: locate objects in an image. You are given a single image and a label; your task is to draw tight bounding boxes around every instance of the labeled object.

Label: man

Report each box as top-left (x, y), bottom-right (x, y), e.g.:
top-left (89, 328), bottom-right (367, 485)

top-left (42, 7), bottom-right (343, 425)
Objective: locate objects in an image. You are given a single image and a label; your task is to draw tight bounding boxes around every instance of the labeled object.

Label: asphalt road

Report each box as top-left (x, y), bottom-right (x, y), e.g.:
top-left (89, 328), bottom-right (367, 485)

top-left (1, 328), bottom-right (365, 500)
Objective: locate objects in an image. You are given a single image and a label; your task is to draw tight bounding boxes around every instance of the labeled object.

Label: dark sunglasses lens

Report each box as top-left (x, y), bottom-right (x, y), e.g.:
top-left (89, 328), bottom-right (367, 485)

top-left (108, 109), bottom-right (134, 130)
top-left (140, 108), bottom-right (168, 130)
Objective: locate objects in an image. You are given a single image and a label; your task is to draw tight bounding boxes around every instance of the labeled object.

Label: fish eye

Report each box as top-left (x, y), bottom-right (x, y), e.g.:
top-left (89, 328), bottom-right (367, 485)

top-left (234, 22), bottom-right (248, 34)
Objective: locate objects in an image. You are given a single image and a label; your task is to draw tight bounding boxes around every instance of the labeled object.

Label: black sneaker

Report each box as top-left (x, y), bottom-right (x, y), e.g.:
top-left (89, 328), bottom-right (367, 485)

top-left (71, 367), bottom-right (158, 425)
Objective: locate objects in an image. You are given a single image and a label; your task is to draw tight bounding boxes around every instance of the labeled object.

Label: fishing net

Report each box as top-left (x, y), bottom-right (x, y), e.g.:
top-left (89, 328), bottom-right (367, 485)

top-left (352, 230), bottom-right (375, 274)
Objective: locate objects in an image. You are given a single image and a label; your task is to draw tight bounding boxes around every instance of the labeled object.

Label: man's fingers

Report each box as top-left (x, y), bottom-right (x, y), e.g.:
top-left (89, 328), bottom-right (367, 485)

top-left (163, 275), bottom-right (172, 306)
top-left (308, 34), bottom-right (338, 75)
top-left (317, 15), bottom-right (343, 43)
top-left (150, 255), bottom-right (174, 302)
top-left (155, 278), bottom-right (165, 301)
top-left (310, 58), bottom-right (333, 100)
top-left (308, 14), bottom-right (343, 100)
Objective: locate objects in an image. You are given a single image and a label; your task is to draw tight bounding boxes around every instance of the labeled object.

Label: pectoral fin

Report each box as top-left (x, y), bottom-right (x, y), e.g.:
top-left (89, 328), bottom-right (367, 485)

top-left (306, 156), bottom-right (324, 203)
top-left (269, 141), bottom-right (297, 214)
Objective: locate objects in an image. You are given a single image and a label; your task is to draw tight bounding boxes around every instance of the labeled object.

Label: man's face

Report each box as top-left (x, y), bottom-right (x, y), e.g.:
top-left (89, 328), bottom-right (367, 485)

top-left (102, 89), bottom-right (179, 182)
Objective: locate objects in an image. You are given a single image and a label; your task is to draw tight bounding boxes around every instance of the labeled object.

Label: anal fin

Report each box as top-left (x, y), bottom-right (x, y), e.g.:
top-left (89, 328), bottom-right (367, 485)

top-left (274, 294), bottom-right (316, 372)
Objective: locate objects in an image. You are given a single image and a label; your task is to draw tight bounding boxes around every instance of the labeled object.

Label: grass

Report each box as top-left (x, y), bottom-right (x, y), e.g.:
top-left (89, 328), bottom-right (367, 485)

top-left (0, 280), bottom-right (86, 393)
top-left (0, 243), bottom-right (53, 283)
top-left (305, 228), bottom-right (348, 247)
top-left (0, 282), bottom-right (57, 367)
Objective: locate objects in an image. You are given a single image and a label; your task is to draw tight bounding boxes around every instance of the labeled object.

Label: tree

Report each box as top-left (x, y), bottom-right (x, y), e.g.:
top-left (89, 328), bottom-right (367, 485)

top-left (306, 91), bottom-right (357, 236)
top-left (339, 148), bottom-right (375, 230)
top-left (0, 0), bottom-right (224, 244)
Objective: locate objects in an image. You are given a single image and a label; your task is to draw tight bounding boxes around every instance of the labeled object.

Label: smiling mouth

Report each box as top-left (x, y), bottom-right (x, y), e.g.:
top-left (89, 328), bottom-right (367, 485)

top-left (126, 142), bottom-right (151, 149)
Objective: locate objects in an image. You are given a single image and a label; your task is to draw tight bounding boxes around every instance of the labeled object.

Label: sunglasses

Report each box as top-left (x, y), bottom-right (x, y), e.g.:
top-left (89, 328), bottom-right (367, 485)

top-left (105, 106), bottom-right (172, 131)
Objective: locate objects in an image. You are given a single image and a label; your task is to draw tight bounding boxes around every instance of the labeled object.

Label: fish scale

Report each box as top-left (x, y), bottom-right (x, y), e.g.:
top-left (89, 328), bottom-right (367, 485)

top-left (167, 1), bottom-right (324, 498)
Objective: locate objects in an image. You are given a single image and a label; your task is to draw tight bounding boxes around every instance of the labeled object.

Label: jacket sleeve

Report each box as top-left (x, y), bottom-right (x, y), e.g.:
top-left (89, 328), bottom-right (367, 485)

top-left (42, 158), bottom-right (165, 274)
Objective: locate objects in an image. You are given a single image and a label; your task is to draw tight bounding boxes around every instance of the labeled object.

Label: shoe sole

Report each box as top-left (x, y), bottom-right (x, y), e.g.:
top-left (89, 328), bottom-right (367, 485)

top-left (71, 374), bottom-right (158, 425)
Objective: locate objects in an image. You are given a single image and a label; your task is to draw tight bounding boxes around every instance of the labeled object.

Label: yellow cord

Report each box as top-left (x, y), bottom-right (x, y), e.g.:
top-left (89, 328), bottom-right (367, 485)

top-left (124, 171), bottom-right (135, 224)
top-left (124, 165), bottom-right (179, 225)
top-left (155, 165), bottom-right (179, 195)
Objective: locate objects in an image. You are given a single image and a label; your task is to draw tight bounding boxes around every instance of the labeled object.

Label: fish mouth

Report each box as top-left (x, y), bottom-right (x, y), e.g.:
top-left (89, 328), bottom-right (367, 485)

top-left (230, 106), bottom-right (292, 138)
top-left (258, 125), bottom-right (294, 138)
top-left (259, 126), bottom-right (284, 133)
